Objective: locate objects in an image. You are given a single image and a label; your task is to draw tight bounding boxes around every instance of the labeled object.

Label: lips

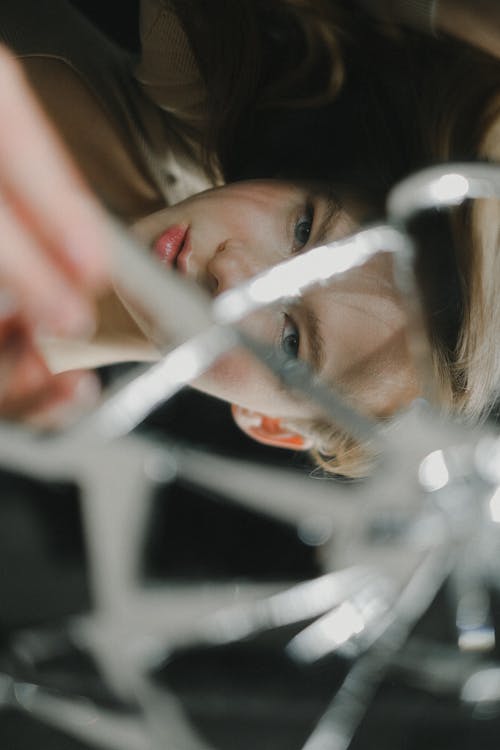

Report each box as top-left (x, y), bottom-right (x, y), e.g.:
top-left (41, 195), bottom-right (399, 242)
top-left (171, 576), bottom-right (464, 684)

top-left (153, 224), bottom-right (189, 267)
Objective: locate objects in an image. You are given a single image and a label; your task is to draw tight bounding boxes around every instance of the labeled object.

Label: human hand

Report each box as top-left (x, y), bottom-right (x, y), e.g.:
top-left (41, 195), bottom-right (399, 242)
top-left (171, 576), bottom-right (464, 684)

top-left (0, 46), bottom-right (111, 425)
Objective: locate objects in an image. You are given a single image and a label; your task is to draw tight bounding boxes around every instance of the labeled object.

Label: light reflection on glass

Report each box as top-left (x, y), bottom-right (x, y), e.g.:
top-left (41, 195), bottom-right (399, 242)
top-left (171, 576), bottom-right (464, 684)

top-left (461, 667), bottom-right (500, 705)
top-left (489, 487), bottom-right (500, 523)
top-left (418, 450), bottom-right (450, 492)
top-left (213, 225), bottom-right (406, 325)
top-left (429, 174), bottom-right (470, 204)
top-left (287, 602), bottom-right (366, 663)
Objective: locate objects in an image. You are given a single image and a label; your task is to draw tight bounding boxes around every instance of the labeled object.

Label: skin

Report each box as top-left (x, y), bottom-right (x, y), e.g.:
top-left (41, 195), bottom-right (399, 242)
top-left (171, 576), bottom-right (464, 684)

top-left (0, 47), bottom-right (418, 428)
top-left (0, 47), bottom-right (109, 424)
top-left (130, 180), bottom-right (420, 422)
top-left (3, 0), bottom-right (500, 429)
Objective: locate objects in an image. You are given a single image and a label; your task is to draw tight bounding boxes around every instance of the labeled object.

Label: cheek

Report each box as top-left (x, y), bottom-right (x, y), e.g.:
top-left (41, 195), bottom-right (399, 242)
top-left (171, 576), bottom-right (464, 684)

top-left (334, 319), bottom-right (420, 417)
top-left (193, 309), bottom-right (284, 405)
top-left (205, 346), bottom-right (256, 388)
top-left (313, 280), bottom-right (419, 416)
top-left (192, 346), bottom-right (306, 417)
top-left (192, 346), bottom-right (266, 403)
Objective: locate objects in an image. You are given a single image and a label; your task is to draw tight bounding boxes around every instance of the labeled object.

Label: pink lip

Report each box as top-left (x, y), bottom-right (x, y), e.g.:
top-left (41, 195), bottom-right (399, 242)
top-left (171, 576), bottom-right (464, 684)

top-left (153, 224), bottom-right (188, 267)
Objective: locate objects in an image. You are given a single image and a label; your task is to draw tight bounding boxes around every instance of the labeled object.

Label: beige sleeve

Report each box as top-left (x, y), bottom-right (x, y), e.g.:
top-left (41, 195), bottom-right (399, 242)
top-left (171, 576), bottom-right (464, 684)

top-left (134, 0), bottom-right (208, 128)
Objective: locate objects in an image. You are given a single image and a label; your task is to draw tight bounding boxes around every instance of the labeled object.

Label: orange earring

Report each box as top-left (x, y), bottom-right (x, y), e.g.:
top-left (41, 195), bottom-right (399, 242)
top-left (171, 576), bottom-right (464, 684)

top-left (231, 405), bottom-right (313, 450)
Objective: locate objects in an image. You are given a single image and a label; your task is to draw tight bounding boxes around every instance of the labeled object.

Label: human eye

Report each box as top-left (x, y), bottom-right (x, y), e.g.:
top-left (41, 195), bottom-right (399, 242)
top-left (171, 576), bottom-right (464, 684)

top-left (293, 203), bottom-right (314, 252)
top-left (280, 314), bottom-right (300, 358)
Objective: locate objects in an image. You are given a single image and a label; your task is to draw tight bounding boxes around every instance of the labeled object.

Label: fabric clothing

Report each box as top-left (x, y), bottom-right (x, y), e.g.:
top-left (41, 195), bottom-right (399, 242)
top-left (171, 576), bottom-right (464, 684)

top-left (0, 0), bottom-right (216, 222)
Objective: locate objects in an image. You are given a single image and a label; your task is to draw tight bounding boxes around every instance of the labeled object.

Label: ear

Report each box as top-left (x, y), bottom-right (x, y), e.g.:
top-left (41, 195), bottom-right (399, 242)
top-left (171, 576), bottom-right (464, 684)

top-left (231, 405), bottom-right (313, 450)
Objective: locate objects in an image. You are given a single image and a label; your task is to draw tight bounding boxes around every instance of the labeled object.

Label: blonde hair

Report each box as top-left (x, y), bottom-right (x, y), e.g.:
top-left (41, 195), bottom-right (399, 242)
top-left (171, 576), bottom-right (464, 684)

top-left (296, 81), bottom-right (500, 480)
top-left (306, 419), bottom-right (376, 480)
top-left (173, 3), bottom-right (500, 476)
top-left (300, 197), bottom-right (500, 480)
top-left (454, 197), bottom-right (500, 422)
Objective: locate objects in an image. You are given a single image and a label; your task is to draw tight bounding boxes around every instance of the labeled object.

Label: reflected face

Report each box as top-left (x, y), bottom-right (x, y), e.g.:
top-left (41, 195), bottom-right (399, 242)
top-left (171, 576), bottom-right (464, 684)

top-left (132, 180), bottom-right (419, 421)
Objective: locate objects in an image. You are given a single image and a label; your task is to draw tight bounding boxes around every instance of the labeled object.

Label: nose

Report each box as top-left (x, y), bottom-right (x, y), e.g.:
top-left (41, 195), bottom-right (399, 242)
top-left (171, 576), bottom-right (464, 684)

top-left (207, 240), bottom-right (267, 295)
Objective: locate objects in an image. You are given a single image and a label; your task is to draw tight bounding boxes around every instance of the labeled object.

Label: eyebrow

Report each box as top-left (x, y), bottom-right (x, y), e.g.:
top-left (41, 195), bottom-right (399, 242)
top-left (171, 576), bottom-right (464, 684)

top-left (302, 306), bottom-right (326, 375)
top-left (313, 190), bottom-right (342, 247)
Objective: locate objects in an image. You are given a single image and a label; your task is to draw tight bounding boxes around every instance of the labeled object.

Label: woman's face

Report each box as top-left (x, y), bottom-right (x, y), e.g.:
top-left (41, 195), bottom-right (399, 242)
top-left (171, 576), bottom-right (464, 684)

top-left (131, 180), bottom-right (419, 422)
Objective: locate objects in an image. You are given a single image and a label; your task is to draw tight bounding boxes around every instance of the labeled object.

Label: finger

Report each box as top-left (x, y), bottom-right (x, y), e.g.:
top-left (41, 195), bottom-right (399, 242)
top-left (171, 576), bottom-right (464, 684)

top-left (0, 311), bottom-right (98, 426)
top-left (0, 46), bottom-right (110, 290)
top-left (0, 323), bottom-right (55, 411)
top-left (0, 201), bottom-right (96, 337)
top-left (0, 331), bottom-right (100, 425)
top-left (0, 320), bottom-right (30, 401)
top-left (22, 370), bottom-right (101, 429)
